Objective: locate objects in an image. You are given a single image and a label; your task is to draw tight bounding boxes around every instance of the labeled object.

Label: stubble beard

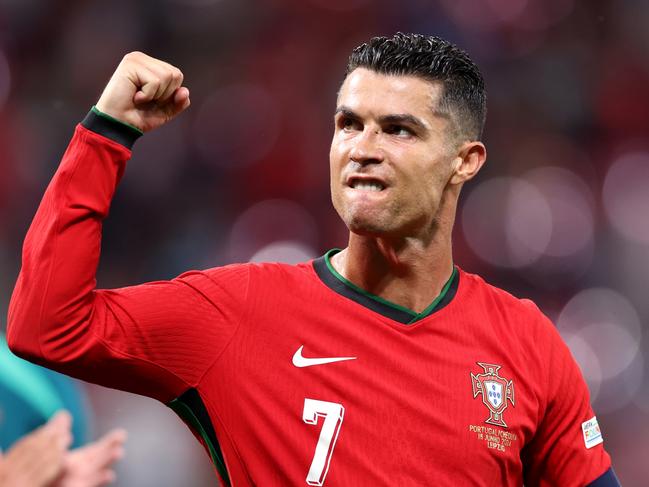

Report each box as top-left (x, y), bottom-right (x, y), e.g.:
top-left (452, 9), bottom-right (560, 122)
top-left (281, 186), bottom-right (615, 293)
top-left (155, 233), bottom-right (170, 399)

top-left (338, 197), bottom-right (412, 238)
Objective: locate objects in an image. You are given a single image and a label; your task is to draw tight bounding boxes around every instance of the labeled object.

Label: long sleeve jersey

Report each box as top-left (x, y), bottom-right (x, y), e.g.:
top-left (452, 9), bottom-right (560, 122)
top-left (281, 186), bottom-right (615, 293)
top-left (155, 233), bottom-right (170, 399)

top-left (7, 110), bottom-right (618, 486)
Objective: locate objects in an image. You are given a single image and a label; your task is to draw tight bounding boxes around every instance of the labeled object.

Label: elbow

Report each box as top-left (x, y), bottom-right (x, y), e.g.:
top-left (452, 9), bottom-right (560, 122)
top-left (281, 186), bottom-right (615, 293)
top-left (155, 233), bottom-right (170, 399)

top-left (6, 276), bottom-right (42, 361)
top-left (7, 279), bottom-right (97, 366)
top-left (5, 321), bottom-right (41, 362)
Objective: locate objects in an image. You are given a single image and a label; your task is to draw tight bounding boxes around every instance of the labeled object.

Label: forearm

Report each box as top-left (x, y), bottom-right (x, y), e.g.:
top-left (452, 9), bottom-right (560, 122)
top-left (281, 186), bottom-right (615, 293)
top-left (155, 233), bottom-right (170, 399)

top-left (6, 55), bottom-right (208, 401)
top-left (7, 111), bottom-right (138, 364)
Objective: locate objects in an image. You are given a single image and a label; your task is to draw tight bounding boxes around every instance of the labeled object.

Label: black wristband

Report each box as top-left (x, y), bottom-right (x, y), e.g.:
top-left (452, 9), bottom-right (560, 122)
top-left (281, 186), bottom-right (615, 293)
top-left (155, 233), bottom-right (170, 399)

top-left (81, 106), bottom-right (143, 149)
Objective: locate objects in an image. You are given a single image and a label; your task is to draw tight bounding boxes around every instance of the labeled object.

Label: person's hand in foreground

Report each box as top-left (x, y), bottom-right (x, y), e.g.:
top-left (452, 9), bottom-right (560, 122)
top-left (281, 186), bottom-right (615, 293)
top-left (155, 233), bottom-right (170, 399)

top-left (0, 411), bottom-right (72, 487)
top-left (54, 428), bottom-right (127, 487)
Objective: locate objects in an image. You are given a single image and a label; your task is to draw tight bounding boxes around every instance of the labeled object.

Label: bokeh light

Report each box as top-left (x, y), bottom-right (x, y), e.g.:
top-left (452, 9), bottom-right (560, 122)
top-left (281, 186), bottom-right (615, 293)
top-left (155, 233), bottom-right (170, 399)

top-left (558, 288), bottom-right (642, 376)
top-left (249, 240), bottom-right (317, 264)
top-left (562, 332), bottom-right (602, 400)
top-left (522, 167), bottom-right (594, 258)
top-left (462, 167), bottom-right (597, 282)
top-left (462, 177), bottom-right (552, 268)
top-left (603, 152), bottom-right (649, 245)
top-left (558, 288), bottom-right (644, 412)
top-left (228, 199), bottom-right (318, 262)
top-left (596, 354), bottom-right (644, 414)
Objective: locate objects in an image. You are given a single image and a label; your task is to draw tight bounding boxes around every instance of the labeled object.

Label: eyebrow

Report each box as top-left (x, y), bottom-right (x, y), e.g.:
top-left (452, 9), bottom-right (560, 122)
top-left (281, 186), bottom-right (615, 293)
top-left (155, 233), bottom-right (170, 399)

top-left (335, 106), bottom-right (428, 131)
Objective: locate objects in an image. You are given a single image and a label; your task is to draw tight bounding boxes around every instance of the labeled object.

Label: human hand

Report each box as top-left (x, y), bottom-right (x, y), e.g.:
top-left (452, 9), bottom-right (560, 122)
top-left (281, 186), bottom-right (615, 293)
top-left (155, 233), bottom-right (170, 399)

top-left (96, 51), bottom-right (190, 132)
top-left (0, 411), bottom-right (72, 487)
top-left (53, 428), bottom-right (127, 487)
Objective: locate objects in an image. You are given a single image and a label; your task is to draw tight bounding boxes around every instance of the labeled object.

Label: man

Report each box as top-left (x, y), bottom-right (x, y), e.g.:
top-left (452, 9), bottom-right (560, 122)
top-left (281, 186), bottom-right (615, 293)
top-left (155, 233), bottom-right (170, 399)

top-left (7, 34), bottom-right (617, 486)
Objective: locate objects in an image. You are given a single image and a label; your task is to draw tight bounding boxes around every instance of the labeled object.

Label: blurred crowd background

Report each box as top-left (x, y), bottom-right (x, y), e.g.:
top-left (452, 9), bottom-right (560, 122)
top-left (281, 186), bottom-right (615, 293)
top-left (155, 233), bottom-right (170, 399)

top-left (1, 0), bottom-right (648, 485)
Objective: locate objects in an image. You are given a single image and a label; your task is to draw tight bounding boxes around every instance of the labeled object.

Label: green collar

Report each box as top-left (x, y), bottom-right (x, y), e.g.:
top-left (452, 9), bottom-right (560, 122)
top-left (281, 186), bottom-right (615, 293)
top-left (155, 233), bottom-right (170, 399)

top-left (313, 249), bottom-right (459, 324)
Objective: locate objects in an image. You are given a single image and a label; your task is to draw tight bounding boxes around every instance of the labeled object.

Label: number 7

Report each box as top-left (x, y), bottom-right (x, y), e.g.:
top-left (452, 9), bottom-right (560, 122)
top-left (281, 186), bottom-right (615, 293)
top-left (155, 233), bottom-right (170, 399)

top-left (302, 398), bottom-right (345, 486)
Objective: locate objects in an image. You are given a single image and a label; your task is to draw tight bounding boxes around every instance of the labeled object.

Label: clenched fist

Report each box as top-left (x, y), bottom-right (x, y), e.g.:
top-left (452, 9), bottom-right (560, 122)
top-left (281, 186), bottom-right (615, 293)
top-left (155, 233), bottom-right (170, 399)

top-left (96, 51), bottom-right (190, 133)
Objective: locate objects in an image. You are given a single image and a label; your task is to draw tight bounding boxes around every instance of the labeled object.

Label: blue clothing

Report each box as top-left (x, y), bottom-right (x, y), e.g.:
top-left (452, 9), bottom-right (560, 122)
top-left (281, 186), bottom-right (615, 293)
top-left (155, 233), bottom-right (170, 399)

top-left (0, 334), bottom-right (91, 449)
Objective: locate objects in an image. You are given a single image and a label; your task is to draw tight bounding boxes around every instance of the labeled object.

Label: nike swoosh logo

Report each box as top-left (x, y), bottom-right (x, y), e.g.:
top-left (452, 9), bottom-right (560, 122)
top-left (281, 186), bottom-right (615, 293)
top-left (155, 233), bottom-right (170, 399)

top-left (292, 346), bottom-right (357, 368)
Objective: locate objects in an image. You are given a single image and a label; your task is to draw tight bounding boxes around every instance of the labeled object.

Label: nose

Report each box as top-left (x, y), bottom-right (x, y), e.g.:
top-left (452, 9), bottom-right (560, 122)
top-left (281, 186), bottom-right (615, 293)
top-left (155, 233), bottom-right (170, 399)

top-left (349, 128), bottom-right (384, 165)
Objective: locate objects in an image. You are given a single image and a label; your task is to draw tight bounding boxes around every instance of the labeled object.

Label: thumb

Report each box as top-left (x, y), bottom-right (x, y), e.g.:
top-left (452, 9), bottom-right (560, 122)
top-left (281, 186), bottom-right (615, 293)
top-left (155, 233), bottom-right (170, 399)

top-left (157, 86), bottom-right (191, 120)
top-left (170, 86), bottom-right (191, 114)
top-left (173, 86), bottom-right (190, 105)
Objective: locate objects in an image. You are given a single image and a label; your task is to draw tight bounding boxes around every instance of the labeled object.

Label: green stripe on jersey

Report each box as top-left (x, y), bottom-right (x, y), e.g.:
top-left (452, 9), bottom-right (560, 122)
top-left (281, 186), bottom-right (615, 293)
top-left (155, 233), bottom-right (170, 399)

top-left (168, 389), bottom-right (230, 486)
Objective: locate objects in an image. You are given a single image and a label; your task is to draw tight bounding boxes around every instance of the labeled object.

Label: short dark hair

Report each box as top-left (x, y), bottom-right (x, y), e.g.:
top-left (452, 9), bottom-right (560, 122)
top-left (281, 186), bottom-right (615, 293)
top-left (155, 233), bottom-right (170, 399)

top-left (346, 33), bottom-right (487, 141)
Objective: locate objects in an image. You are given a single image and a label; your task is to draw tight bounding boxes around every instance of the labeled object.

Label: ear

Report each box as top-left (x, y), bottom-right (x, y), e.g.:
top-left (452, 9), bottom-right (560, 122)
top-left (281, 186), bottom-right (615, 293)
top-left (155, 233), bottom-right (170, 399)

top-left (449, 141), bottom-right (487, 185)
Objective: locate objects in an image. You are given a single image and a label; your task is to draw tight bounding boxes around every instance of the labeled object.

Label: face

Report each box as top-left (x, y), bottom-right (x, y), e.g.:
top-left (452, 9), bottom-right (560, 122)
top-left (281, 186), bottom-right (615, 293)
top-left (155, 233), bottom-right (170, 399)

top-left (330, 68), bottom-right (459, 239)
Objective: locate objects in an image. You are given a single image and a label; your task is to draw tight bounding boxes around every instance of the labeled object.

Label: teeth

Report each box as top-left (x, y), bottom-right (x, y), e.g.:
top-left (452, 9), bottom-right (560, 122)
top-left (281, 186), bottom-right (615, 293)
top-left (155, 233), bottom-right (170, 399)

top-left (352, 181), bottom-right (384, 191)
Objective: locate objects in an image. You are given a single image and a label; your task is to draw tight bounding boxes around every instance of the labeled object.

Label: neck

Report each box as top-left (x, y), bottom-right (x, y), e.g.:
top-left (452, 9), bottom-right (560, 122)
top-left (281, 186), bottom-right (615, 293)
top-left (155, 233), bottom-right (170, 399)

top-left (331, 204), bottom-right (456, 314)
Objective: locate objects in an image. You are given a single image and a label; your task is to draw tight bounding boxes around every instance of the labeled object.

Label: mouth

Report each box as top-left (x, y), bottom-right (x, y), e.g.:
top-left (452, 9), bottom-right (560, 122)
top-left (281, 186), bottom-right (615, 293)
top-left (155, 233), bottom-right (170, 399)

top-left (347, 177), bottom-right (386, 192)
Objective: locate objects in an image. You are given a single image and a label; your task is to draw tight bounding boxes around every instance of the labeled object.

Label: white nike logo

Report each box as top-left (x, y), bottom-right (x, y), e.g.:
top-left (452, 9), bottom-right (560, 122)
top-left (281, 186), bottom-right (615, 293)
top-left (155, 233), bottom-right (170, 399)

top-left (292, 346), bottom-right (357, 368)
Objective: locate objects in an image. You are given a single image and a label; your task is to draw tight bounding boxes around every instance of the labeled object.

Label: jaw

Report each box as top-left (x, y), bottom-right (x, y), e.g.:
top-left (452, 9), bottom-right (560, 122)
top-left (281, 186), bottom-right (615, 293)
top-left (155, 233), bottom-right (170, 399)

top-left (334, 186), bottom-right (394, 234)
top-left (335, 189), bottom-right (450, 243)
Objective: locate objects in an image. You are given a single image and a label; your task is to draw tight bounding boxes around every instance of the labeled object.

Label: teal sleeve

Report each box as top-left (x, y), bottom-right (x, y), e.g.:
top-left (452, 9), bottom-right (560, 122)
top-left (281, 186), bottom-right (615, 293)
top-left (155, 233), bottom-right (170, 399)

top-left (0, 335), bottom-right (92, 448)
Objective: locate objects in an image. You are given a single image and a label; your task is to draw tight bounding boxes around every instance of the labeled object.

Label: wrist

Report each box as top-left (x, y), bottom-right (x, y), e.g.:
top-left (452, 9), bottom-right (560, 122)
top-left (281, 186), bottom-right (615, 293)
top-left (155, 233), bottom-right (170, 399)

top-left (82, 107), bottom-right (143, 149)
top-left (91, 106), bottom-right (143, 135)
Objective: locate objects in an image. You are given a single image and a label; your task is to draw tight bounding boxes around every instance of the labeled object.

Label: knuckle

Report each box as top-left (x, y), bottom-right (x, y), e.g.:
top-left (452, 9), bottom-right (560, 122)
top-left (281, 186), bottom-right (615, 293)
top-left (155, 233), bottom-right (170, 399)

top-left (163, 70), bottom-right (175, 83)
top-left (123, 51), bottom-right (142, 62)
top-left (170, 74), bottom-right (183, 87)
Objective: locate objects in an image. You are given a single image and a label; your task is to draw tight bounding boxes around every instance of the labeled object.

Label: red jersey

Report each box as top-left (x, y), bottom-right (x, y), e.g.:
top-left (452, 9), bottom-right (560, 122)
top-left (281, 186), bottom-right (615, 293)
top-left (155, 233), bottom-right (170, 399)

top-left (8, 111), bottom-right (616, 486)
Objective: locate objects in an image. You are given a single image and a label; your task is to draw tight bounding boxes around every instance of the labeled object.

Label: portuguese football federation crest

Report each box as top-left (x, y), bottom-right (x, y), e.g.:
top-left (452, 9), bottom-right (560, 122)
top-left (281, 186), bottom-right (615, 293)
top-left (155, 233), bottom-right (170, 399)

top-left (471, 362), bottom-right (515, 428)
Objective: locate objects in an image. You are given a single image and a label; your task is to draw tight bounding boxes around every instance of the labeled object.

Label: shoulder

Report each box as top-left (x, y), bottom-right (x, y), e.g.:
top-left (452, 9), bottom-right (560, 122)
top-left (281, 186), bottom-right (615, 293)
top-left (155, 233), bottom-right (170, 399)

top-left (458, 268), bottom-right (544, 317)
top-left (245, 260), bottom-right (318, 290)
top-left (187, 260), bottom-right (317, 288)
top-left (457, 267), bottom-right (560, 341)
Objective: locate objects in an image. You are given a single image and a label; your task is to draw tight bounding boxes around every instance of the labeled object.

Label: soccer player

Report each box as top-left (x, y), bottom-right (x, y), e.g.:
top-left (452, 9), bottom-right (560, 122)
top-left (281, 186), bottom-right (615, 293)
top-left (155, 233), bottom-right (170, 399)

top-left (7, 34), bottom-right (618, 486)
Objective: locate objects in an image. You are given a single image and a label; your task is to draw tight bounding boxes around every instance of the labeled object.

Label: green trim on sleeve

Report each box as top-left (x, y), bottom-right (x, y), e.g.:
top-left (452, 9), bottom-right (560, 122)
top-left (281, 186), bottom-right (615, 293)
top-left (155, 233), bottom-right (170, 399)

top-left (81, 107), bottom-right (143, 149)
top-left (91, 106), bottom-right (143, 135)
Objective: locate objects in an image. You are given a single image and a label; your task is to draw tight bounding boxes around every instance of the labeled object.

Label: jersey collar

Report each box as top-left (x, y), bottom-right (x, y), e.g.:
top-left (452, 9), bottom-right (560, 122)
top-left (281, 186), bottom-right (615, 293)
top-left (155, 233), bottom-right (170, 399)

top-left (312, 249), bottom-right (459, 325)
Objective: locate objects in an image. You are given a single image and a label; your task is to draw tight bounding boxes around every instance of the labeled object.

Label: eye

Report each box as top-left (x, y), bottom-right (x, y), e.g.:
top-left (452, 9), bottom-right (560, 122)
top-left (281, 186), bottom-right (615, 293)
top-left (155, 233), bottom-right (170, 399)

top-left (339, 117), bottom-right (362, 132)
top-left (385, 124), bottom-right (413, 137)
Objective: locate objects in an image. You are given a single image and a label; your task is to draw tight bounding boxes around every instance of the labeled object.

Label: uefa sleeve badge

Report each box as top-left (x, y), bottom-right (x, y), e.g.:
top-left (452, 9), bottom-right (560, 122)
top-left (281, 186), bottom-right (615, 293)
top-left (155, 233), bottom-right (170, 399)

top-left (582, 416), bottom-right (604, 449)
top-left (471, 362), bottom-right (515, 428)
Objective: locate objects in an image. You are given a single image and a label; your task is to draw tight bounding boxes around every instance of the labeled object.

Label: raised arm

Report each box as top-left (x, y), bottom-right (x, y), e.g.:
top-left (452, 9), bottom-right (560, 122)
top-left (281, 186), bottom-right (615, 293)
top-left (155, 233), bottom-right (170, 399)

top-left (7, 53), bottom-right (247, 402)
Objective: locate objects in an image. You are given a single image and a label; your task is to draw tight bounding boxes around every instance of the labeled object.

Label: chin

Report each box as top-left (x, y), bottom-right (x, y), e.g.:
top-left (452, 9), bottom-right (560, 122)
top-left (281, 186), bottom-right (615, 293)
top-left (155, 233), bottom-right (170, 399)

top-left (344, 215), bottom-right (392, 236)
top-left (334, 200), bottom-right (397, 236)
